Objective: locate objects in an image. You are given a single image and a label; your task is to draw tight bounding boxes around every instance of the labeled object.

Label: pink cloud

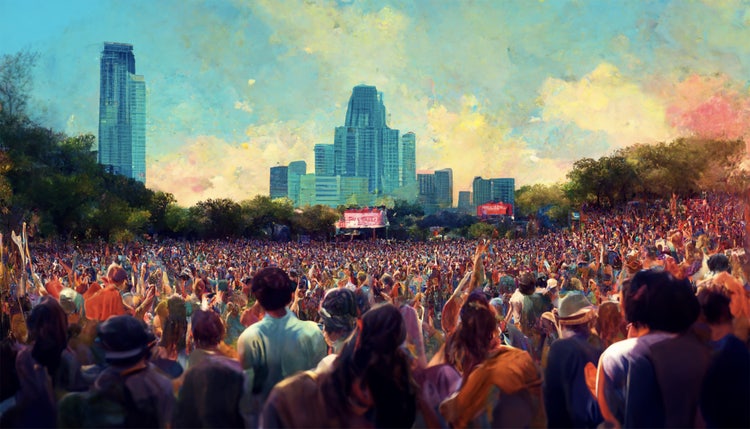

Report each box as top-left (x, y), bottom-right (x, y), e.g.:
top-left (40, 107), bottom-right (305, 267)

top-left (666, 74), bottom-right (750, 141)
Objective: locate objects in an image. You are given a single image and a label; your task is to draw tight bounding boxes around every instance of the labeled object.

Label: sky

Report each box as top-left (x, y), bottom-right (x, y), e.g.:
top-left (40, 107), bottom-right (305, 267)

top-left (1, 0), bottom-right (749, 206)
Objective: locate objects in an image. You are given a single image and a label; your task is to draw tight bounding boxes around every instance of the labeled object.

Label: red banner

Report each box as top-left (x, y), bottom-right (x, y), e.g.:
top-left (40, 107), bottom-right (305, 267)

top-left (477, 202), bottom-right (513, 217)
top-left (337, 208), bottom-right (387, 229)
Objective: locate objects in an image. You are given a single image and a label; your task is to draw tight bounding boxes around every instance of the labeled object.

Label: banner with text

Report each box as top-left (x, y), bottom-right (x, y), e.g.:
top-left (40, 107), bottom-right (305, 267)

top-left (337, 208), bottom-right (387, 229)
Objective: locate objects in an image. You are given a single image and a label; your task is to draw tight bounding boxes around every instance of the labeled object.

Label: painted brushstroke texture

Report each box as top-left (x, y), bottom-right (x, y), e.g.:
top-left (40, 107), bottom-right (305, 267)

top-left (1, 0), bottom-right (748, 205)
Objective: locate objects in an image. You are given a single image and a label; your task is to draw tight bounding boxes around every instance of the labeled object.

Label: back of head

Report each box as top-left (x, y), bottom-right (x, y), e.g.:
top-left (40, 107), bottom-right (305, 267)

top-left (697, 288), bottom-right (732, 325)
top-left (449, 292), bottom-right (497, 372)
top-left (331, 304), bottom-right (415, 428)
top-left (97, 315), bottom-right (156, 367)
top-left (251, 267), bottom-right (294, 311)
top-left (320, 288), bottom-right (358, 336)
top-left (626, 269), bottom-right (699, 333)
top-left (27, 296), bottom-right (68, 373)
top-left (106, 263), bottom-right (128, 284)
top-left (191, 309), bottom-right (225, 348)
top-left (707, 253), bottom-right (730, 273)
top-left (518, 272), bottom-right (536, 296)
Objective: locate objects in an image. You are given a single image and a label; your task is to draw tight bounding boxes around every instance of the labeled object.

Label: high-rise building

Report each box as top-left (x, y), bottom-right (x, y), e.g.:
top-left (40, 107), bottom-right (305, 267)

top-left (434, 168), bottom-right (453, 208)
top-left (287, 160), bottom-right (307, 205)
top-left (458, 191), bottom-right (472, 212)
top-left (491, 178), bottom-right (515, 207)
top-left (418, 172), bottom-right (438, 215)
top-left (314, 144), bottom-right (335, 176)
top-left (98, 42), bottom-right (146, 182)
top-left (333, 85), bottom-right (415, 195)
top-left (270, 165), bottom-right (289, 199)
top-left (400, 132), bottom-right (416, 188)
top-left (472, 176), bottom-right (515, 207)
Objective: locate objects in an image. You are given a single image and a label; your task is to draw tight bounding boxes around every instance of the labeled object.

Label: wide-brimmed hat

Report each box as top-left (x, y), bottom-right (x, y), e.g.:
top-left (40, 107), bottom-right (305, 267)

top-left (557, 292), bottom-right (596, 325)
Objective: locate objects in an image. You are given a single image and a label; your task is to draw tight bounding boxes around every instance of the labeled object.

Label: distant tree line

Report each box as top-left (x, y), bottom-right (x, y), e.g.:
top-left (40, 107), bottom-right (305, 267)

top-left (1, 50), bottom-right (747, 242)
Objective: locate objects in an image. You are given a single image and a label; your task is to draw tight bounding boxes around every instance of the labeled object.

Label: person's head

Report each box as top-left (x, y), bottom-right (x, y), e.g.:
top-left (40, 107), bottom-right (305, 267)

top-left (623, 269), bottom-right (699, 333)
top-left (106, 263), bottom-right (129, 290)
top-left (380, 273), bottom-right (394, 293)
top-left (518, 272), bottom-right (536, 296)
top-left (697, 288), bottom-right (733, 326)
top-left (319, 288), bottom-right (358, 346)
top-left (596, 301), bottom-right (625, 346)
top-left (191, 309), bottom-right (225, 349)
top-left (707, 253), bottom-right (730, 274)
top-left (557, 292), bottom-right (596, 335)
top-left (251, 267), bottom-right (295, 311)
top-left (160, 295), bottom-right (188, 352)
top-left (26, 296), bottom-right (68, 374)
top-left (446, 291), bottom-right (498, 374)
top-left (97, 315), bottom-right (156, 367)
top-left (328, 304), bottom-right (416, 428)
top-left (357, 271), bottom-right (367, 285)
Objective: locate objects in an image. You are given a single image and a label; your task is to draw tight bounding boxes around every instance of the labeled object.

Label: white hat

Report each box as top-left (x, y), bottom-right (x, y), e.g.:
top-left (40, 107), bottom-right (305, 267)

top-left (547, 278), bottom-right (559, 289)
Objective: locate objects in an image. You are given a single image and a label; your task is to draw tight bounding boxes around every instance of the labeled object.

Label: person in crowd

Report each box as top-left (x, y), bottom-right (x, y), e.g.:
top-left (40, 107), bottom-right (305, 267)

top-left (315, 288), bottom-right (358, 373)
top-left (597, 269), bottom-right (709, 428)
top-left (2, 297), bottom-right (85, 428)
top-left (260, 304), bottom-right (419, 428)
top-left (237, 267), bottom-right (327, 428)
top-left (58, 315), bottom-right (174, 428)
top-left (543, 293), bottom-right (603, 428)
top-left (440, 291), bottom-right (545, 428)
top-left (697, 287), bottom-right (750, 429)
top-left (174, 309), bottom-right (247, 428)
top-left (84, 264), bottom-right (129, 322)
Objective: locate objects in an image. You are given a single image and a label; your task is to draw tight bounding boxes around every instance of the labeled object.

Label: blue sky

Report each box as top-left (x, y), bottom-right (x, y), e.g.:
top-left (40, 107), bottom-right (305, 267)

top-left (2, 0), bottom-right (749, 205)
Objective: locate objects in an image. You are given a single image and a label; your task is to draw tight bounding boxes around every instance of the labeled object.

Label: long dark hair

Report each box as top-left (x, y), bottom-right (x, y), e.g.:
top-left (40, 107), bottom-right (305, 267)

top-left (27, 296), bottom-right (68, 377)
top-left (326, 304), bottom-right (417, 428)
top-left (444, 291), bottom-right (497, 375)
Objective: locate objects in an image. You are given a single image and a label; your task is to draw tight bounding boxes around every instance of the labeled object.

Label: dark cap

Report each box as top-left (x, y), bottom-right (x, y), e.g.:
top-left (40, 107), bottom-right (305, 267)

top-left (97, 315), bottom-right (156, 360)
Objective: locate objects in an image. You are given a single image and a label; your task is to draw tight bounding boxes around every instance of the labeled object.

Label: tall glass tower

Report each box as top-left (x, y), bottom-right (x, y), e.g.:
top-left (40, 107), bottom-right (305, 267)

top-left (98, 42), bottom-right (146, 182)
top-left (333, 85), bottom-right (415, 195)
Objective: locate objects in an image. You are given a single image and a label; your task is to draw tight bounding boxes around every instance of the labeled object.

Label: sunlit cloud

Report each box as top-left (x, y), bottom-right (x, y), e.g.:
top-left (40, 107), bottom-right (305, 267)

top-left (539, 63), bottom-right (677, 148)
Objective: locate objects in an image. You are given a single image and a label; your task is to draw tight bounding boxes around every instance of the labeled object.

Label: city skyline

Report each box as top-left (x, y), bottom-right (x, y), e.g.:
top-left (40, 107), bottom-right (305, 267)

top-left (2, 0), bottom-right (749, 206)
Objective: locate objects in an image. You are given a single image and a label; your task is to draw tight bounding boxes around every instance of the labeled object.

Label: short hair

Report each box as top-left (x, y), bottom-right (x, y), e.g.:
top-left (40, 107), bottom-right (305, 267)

top-left (251, 267), bottom-right (294, 311)
top-left (697, 288), bottom-right (732, 325)
top-left (191, 309), bottom-right (225, 347)
top-left (707, 254), bottom-right (730, 273)
top-left (518, 272), bottom-right (536, 296)
top-left (625, 269), bottom-right (699, 332)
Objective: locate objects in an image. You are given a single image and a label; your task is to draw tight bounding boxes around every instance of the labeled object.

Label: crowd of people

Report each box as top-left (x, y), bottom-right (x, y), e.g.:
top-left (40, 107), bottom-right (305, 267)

top-left (0, 192), bottom-right (748, 428)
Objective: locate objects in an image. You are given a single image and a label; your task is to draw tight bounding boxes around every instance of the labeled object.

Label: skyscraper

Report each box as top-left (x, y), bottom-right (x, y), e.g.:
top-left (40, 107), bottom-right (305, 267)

top-left (98, 42), bottom-right (146, 182)
top-left (434, 168), bottom-right (453, 208)
top-left (333, 85), bottom-right (415, 194)
top-left (270, 165), bottom-right (289, 199)
top-left (400, 132), bottom-right (416, 188)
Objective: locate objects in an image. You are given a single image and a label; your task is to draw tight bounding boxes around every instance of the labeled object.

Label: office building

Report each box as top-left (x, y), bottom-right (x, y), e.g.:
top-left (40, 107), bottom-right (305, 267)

top-left (333, 85), bottom-right (415, 195)
top-left (434, 168), bottom-right (453, 208)
top-left (458, 191), bottom-right (472, 212)
top-left (270, 165), bottom-right (289, 199)
top-left (400, 132), bottom-right (417, 188)
top-left (472, 177), bottom-right (515, 207)
top-left (314, 144), bottom-right (335, 176)
top-left (287, 160), bottom-right (307, 205)
top-left (98, 42), bottom-right (146, 182)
